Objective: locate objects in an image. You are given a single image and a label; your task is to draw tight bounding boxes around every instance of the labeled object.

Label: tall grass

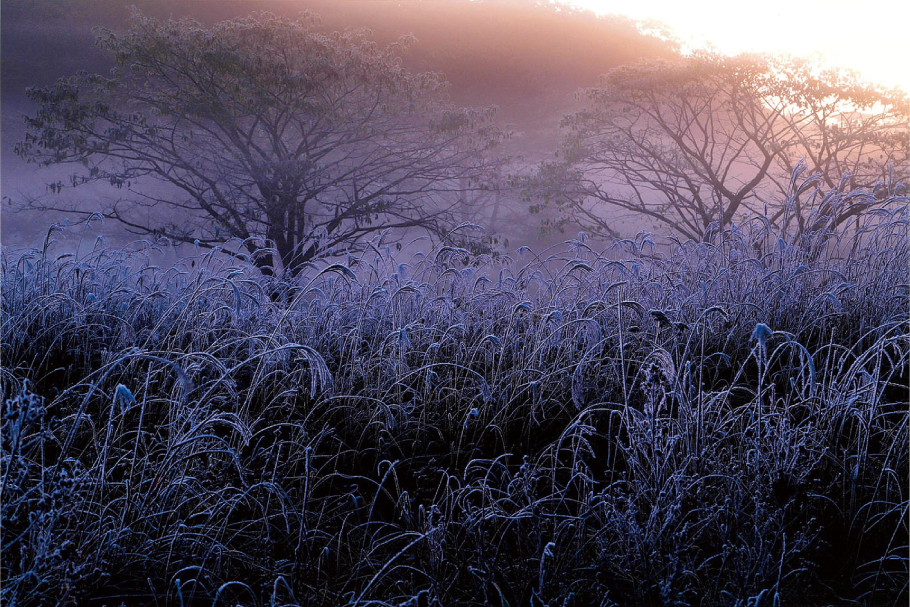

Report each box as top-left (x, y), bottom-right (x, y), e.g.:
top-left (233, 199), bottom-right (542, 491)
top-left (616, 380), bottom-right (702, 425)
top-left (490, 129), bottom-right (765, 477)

top-left (2, 194), bottom-right (908, 606)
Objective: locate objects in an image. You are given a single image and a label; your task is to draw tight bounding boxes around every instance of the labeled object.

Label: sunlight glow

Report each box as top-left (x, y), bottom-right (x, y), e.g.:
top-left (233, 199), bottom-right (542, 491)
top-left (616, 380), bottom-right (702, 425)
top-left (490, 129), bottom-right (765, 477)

top-left (564, 0), bottom-right (910, 93)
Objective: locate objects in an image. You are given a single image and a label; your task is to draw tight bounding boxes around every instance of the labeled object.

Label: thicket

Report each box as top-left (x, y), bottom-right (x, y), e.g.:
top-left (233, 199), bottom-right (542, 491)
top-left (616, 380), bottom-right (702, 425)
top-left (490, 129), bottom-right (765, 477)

top-left (2, 190), bottom-right (908, 606)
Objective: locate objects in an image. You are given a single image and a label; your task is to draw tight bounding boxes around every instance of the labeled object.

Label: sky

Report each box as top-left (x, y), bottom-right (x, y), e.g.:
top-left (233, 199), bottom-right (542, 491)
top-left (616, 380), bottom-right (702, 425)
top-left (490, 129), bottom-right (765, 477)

top-left (564, 0), bottom-right (910, 93)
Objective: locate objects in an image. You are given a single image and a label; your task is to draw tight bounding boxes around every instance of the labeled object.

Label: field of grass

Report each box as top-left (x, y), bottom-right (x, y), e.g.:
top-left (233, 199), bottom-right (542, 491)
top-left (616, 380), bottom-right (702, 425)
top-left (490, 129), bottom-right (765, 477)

top-left (2, 197), bottom-right (908, 605)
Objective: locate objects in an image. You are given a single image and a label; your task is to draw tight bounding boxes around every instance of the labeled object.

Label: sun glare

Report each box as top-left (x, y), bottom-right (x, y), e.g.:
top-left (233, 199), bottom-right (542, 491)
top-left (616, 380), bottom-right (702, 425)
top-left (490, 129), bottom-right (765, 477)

top-left (566, 0), bottom-right (910, 93)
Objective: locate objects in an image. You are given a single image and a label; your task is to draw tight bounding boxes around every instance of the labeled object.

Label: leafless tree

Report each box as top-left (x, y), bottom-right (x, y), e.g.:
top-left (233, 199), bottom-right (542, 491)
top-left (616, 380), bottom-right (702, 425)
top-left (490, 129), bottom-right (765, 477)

top-left (15, 11), bottom-right (503, 275)
top-left (529, 53), bottom-right (908, 240)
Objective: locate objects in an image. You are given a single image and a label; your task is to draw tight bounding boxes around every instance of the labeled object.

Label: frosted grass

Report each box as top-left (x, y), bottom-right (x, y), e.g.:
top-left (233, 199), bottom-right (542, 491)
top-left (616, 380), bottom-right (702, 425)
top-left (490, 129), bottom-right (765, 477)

top-left (1, 196), bottom-right (907, 605)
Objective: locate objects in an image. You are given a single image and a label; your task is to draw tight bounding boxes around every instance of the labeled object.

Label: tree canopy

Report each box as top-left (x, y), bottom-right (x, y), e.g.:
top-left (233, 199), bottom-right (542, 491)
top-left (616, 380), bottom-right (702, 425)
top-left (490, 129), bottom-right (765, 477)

top-left (529, 53), bottom-right (908, 240)
top-left (16, 11), bottom-right (503, 274)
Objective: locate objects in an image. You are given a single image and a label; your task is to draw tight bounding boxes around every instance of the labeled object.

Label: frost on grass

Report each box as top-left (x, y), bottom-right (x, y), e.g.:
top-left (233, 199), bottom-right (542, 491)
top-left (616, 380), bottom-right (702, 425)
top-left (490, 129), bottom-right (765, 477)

top-left (1, 203), bottom-right (908, 606)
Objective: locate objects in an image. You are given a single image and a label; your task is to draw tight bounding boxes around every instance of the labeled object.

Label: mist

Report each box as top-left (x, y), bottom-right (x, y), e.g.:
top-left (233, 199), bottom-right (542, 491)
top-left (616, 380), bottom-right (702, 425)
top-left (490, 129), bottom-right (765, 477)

top-left (1, 0), bottom-right (674, 253)
top-left (1, 2), bottom-right (907, 605)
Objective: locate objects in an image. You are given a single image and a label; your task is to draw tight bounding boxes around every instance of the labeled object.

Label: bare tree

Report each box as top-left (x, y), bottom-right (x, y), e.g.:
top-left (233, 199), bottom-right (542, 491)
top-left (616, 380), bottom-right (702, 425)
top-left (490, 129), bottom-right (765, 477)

top-left (529, 53), bottom-right (908, 240)
top-left (15, 11), bottom-right (503, 275)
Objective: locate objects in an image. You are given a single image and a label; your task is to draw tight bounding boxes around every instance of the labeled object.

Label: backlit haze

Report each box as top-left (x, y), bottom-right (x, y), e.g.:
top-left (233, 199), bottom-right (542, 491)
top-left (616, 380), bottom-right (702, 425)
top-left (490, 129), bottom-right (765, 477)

top-left (567, 0), bottom-right (910, 93)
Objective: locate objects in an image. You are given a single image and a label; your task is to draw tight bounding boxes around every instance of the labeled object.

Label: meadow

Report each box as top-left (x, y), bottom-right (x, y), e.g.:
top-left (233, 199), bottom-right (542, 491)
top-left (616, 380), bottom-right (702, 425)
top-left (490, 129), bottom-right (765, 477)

top-left (2, 190), bottom-right (908, 605)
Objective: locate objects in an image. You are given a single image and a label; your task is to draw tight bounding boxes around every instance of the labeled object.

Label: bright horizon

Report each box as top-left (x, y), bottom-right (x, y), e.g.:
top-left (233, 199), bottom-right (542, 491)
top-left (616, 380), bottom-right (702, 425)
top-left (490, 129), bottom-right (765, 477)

top-left (564, 0), bottom-right (910, 93)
